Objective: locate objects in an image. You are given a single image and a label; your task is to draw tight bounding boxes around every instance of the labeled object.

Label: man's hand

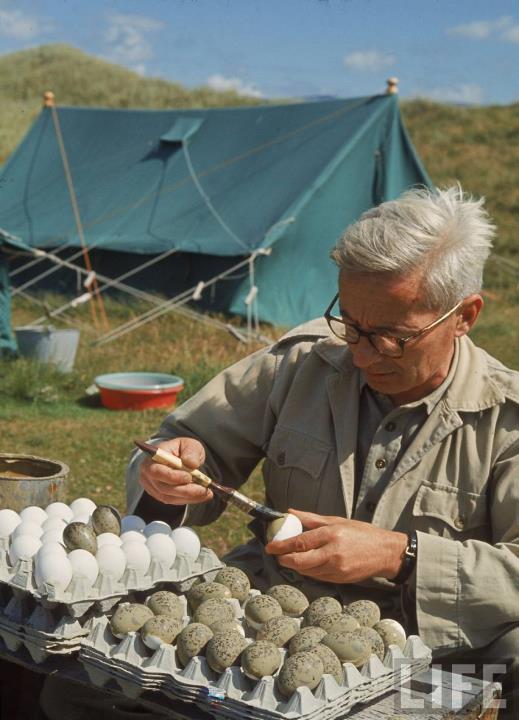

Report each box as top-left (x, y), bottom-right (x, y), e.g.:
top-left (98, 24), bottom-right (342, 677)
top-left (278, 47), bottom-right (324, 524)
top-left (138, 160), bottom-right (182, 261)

top-left (265, 509), bottom-right (408, 584)
top-left (139, 438), bottom-right (214, 506)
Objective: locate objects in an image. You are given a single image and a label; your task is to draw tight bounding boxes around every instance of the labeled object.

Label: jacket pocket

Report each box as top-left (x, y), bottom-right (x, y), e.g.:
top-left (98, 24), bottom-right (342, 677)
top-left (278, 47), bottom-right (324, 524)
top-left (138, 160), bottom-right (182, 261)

top-left (263, 426), bottom-right (331, 512)
top-left (412, 482), bottom-right (488, 538)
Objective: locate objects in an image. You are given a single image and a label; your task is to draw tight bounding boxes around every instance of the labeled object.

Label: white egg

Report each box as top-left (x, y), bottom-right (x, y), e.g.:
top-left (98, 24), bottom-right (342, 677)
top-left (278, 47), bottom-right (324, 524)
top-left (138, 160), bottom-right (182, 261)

top-left (96, 545), bottom-right (127, 580)
top-left (45, 502), bottom-right (74, 522)
top-left (120, 530), bottom-right (146, 545)
top-left (34, 553), bottom-right (72, 591)
top-left (0, 509), bottom-right (21, 538)
top-left (68, 549), bottom-right (99, 585)
top-left (170, 526), bottom-right (201, 562)
top-left (71, 514), bottom-right (91, 525)
top-left (20, 505), bottom-right (48, 526)
top-left (69, 498), bottom-right (97, 516)
top-left (41, 529), bottom-right (64, 545)
top-left (272, 513), bottom-right (303, 542)
top-left (41, 517), bottom-right (67, 534)
top-left (146, 534), bottom-right (177, 568)
top-left (37, 542), bottom-right (67, 562)
top-left (122, 541), bottom-right (151, 574)
top-left (143, 520), bottom-right (171, 537)
top-left (120, 515), bottom-right (146, 533)
top-left (9, 535), bottom-right (42, 564)
top-left (97, 532), bottom-right (122, 548)
top-left (12, 520), bottom-right (44, 540)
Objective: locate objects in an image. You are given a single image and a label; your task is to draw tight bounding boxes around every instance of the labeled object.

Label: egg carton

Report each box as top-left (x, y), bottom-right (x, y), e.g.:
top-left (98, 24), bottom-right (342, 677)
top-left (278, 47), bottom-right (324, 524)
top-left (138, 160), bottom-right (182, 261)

top-left (79, 609), bottom-right (431, 720)
top-left (0, 591), bottom-right (94, 663)
top-left (0, 546), bottom-right (223, 618)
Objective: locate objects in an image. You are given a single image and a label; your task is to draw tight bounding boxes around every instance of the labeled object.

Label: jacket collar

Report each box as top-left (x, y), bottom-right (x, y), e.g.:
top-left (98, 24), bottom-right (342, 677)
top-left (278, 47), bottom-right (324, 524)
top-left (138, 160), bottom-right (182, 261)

top-left (313, 328), bottom-right (509, 412)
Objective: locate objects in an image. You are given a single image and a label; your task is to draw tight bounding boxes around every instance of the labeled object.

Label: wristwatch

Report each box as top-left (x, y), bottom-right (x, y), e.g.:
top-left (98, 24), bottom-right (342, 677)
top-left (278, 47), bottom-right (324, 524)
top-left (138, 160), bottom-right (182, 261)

top-left (393, 531), bottom-right (418, 585)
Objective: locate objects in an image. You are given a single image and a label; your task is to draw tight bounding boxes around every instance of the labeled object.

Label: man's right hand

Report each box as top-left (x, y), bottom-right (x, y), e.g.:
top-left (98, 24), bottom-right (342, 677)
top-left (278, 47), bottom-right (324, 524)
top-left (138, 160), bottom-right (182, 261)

top-left (138, 437), bottom-right (213, 506)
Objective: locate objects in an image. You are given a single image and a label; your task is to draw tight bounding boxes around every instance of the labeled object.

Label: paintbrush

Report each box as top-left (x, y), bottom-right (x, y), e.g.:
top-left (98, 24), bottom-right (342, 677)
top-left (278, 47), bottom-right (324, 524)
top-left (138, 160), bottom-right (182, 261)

top-left (134, 440), bottom-right (284, 521)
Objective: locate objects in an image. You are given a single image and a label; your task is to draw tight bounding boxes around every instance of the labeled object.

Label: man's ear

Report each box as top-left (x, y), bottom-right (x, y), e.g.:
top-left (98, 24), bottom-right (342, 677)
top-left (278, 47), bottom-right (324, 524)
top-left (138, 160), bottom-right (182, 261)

top-left (455, 294), bottom-right (483, 337)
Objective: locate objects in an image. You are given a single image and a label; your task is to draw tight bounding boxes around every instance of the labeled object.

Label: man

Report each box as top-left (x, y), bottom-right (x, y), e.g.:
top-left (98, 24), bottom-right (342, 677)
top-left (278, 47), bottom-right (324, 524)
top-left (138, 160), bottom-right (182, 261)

top-left (126, 185), bottom-right (518, 716)
top-left (40, 185), bottom-right (518, 718)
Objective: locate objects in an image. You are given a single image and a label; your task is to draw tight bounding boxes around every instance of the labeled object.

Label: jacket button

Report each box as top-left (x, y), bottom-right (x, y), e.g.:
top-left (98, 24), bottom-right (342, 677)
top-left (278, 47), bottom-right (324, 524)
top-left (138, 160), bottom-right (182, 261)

top-left (375, 458), bottom-right (387, 469)
top-left (276, 451), bottom-right (286, 466)
top-left (454, 516), bottom-right (465, 530)
top-left (385, 421), bottom-right (396, 432)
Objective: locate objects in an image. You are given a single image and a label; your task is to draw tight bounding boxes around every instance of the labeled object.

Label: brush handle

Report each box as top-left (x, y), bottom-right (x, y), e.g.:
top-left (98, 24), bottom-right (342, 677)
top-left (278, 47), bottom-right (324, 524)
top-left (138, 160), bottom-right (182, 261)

top-left (148, 446), bottom-right (284, 520)
top-left (151, 447), bottom-right (213, 488)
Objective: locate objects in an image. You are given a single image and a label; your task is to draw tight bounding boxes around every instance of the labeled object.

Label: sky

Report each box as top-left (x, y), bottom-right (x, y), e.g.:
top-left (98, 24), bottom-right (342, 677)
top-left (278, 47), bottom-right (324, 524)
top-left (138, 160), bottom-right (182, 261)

top-left (0, 0), bottom-right (518, 105)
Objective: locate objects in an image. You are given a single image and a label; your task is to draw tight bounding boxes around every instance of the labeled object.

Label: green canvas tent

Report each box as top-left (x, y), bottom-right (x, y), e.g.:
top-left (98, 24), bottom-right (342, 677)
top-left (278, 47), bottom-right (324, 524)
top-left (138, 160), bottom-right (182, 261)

top-left (0, 228), bottom-right (32, 356)
top-left (0, 93), bottom-right (431, 327)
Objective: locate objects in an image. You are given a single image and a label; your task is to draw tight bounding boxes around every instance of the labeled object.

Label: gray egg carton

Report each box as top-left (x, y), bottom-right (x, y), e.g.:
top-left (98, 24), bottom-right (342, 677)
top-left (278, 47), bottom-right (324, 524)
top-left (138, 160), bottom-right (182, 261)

top-left (0, 543), bottom-right (223, 618)
top-left (0, 589), bottom-right (92, 663)
top-left (79, 609), bottom-right (432, 720)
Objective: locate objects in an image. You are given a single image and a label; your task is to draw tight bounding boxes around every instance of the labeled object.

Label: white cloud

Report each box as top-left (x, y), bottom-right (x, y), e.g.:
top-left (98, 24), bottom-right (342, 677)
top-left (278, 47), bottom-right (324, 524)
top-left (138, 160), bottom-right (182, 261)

top-left (104, 13), bottom-right (164, 73)
top-left (0, 8), bottom-right (52, 39)
top-left (206, 74), bottom-right (263, 98)
top-left (447, 16), bottom-right (512, 39)
top-left (414, 83), bottom-right (484, 105)
top-left (502, 24), bottom-right (519, 43)
top-left (343, 50), bottom-right (396, 72)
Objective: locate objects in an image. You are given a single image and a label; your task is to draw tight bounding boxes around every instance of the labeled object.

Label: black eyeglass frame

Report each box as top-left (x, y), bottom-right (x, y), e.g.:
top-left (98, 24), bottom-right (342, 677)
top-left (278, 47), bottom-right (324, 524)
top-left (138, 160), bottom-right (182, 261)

top-left (324, 292), bottom-right (463, 358)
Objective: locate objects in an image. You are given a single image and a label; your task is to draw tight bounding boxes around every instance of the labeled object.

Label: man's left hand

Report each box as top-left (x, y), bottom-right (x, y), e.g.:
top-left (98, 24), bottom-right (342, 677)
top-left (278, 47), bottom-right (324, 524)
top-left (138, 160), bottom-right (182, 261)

top-left (265, 509), bottom-right (408, 584)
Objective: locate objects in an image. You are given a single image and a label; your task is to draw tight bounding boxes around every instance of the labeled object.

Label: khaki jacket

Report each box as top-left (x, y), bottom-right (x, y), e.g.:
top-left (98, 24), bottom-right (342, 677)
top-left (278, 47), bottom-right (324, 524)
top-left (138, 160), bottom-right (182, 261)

top-left (126, 320), bottom-right (519, 654)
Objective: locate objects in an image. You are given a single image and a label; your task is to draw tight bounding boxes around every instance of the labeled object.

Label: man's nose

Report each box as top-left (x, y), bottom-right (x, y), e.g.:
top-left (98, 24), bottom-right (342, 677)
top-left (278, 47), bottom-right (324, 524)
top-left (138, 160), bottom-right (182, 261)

top-left (350, 337), bottom-right (381, 368)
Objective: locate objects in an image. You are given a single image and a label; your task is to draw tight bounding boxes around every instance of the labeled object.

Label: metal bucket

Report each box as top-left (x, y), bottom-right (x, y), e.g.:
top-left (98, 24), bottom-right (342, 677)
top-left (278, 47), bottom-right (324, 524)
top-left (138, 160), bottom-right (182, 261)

top-left (15, 325), bottom-right (80, 373)
top-left (0, 454), bottom-right (69, 512)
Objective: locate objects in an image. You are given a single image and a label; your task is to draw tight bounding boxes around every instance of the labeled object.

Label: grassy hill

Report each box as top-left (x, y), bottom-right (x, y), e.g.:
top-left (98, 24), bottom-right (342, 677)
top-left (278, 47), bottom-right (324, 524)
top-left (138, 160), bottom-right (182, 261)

top-left (1, 43), bottom-right (517, 262)
top-left (0, 44), bottom-right (263, 165)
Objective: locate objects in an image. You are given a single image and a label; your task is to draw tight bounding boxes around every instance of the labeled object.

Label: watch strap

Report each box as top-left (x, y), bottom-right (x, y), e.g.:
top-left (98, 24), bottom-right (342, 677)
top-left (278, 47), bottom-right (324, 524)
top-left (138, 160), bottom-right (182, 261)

top-left (393, 530), bottom-right (418, 585)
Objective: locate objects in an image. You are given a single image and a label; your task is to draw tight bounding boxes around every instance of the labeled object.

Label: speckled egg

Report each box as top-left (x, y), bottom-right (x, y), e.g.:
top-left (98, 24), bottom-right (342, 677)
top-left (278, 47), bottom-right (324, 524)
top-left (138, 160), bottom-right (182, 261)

top-left (373, 619), bottom-right (407, 651)
top-left (256, 615), bottom-right (299, 647)
top-left (145, 590), bottom-right (184, 621)
top-left (309, 644), bottom-right (344, 684)
top-left (205, 630), bottom-right (248, 673)
top-left (214, 567), bottom-right (251, 602)
top-left (62, 522), bottom-right (98, 555)
top-left (241, 640), bottom-right (282, 679)
top-left (193, 597), bottom-right (235, 627)
top-left (321, 629), bottom-right (371, 667)
top-left (304, 596), bottom-right (342, 626)
top-left (317, 612), bottom-right (360, 633)
top-left (187, 581), bottom-right (232, 611)
top-left (209, 620), bottom-right (245, 636)
top-left (140, 615), bottom-right (184, 649)
top-left (91, 505), bottom-right (121, 536)
top-left (176, 623), bottom-right (214, 667)
top-left (276, 651), bottom-right (324, 698)
top-left (354, 626), bottom-right (385, 661)
top-left (343, 599), bottom-right (381, 628)
top-left (288, 626), bottom-right (327, 655)
top-left (110, 603), bottom-right (154, 638)
top-left (266, 585), bottom-right (309, 617)
top-left (244, 594), bottom-right (283, 630)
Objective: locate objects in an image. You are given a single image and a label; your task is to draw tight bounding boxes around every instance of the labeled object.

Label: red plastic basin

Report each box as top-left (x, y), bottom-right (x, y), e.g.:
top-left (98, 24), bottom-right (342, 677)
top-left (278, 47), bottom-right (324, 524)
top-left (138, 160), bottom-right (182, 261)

top-left (95, 373), bottom-right (184, 411)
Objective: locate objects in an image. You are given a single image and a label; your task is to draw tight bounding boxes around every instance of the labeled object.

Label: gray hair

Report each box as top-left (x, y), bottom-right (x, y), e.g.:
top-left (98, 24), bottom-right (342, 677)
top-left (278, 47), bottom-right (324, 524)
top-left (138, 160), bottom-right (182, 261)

top-left (331, 185), bottom-right (495, 310)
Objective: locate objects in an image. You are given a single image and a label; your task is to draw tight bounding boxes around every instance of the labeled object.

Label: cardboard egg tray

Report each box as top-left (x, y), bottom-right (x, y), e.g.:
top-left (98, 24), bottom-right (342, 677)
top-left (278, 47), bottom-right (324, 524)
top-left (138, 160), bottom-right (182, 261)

top-left (0, 538), bottom-right (223, 618)
top-left (79, 610), bottom-right (432, 720)
top-left (0, 588), bottom-right (92, 663)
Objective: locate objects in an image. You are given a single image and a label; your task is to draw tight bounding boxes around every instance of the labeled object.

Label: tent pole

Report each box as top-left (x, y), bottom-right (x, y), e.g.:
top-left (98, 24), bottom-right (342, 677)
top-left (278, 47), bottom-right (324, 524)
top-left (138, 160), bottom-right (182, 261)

top-left (44, 90), bottom-right (109, 331)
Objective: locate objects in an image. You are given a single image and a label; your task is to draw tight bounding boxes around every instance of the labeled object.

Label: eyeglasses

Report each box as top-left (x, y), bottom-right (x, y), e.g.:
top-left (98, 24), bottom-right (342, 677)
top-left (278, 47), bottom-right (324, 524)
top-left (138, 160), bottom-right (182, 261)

top-left (324, 293), bottom-right (463, 358)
